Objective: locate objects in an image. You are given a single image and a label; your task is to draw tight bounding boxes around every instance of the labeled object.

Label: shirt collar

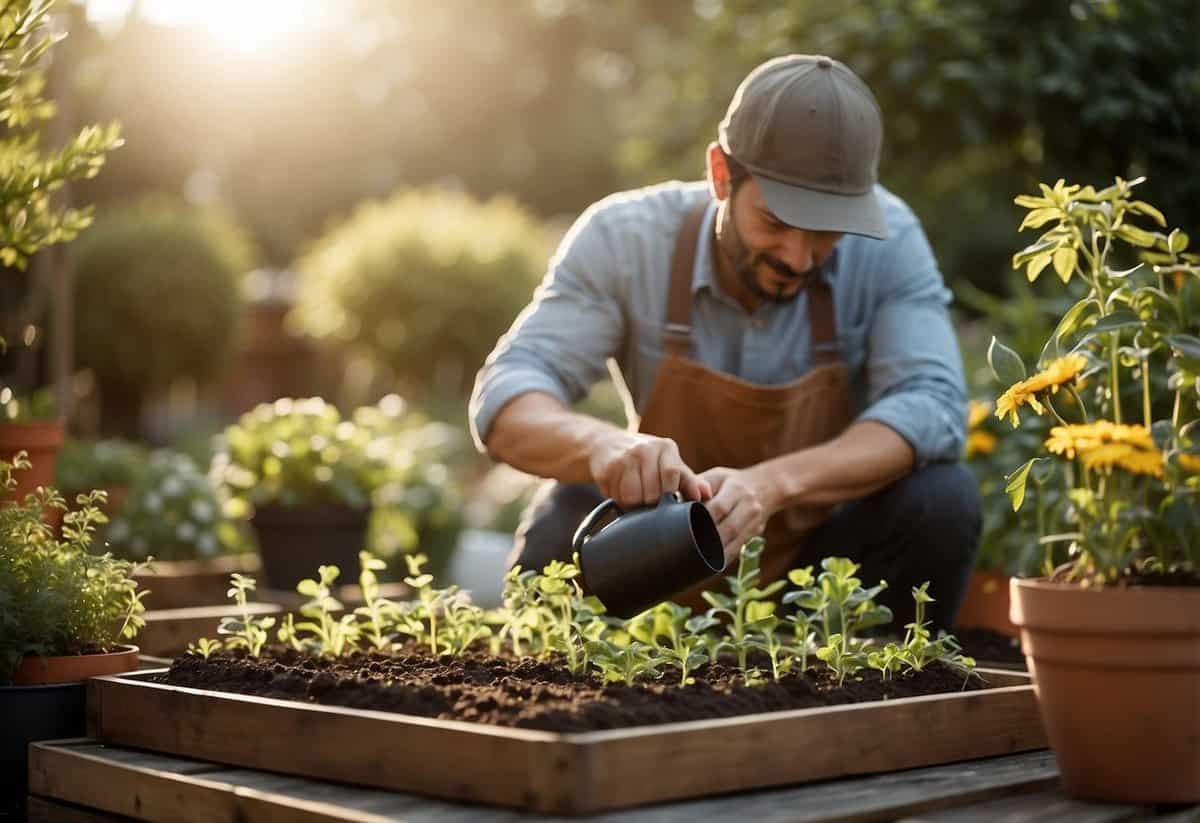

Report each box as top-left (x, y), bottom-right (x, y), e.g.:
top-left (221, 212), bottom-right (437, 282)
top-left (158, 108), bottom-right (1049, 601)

top-left (691, 198), bottom-right (841, 298)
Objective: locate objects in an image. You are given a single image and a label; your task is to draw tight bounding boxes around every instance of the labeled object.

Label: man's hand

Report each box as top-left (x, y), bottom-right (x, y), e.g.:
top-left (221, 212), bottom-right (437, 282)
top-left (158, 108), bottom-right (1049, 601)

top-left (700, 466), bottom-right (776, 565)
top-left (589, 432), bottom-right (712, 509)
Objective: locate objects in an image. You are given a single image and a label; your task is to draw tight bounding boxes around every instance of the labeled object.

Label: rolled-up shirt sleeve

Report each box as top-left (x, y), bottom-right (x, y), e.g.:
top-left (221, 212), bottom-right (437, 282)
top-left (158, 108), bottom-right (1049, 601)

top-left (855, 221), bottom-right (966, 465)
top-left (469, 203), bottom-right (625, 451)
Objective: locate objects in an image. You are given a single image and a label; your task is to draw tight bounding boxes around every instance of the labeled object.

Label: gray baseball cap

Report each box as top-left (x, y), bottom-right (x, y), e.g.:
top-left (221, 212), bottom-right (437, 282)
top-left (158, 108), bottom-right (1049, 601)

top-left (719, 54), bottom-right (888, 240)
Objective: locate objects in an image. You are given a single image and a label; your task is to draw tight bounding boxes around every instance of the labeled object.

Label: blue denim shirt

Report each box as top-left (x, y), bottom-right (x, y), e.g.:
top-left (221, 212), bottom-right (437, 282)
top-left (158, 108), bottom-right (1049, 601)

top-left (470, 180), bottom-right (966, 466)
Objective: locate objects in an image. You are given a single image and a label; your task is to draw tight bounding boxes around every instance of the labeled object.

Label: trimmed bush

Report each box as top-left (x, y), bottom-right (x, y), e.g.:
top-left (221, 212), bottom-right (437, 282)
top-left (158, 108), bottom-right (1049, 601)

top-left (292, 188), bottom-right (551, 395)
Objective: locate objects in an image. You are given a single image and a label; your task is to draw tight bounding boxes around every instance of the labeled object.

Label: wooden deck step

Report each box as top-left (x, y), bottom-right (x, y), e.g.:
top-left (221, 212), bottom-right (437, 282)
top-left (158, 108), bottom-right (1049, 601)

top-left (28, 739), bottom-right (1070, 823)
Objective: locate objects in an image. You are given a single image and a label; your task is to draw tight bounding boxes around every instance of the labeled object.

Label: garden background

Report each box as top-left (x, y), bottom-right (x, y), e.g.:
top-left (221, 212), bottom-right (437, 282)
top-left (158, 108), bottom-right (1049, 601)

top-left (2, 0), bottom-right (1198, 598)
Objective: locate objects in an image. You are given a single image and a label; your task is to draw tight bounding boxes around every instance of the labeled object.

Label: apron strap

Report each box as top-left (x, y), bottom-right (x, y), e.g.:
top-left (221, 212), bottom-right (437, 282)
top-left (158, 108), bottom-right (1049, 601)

top-left (663, 203), bottom-right (707, 357)
top-left (662, 200), bottom-right (841, 365)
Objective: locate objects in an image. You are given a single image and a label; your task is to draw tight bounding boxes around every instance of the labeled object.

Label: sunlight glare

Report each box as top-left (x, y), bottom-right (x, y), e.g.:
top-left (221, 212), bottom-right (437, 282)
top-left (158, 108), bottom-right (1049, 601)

top-left (136, 0), bottom-right (328, 53)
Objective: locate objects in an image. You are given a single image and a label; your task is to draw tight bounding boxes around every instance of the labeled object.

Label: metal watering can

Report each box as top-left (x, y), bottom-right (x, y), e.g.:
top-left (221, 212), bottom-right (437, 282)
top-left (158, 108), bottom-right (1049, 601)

top-left (571, 491), bottom-right (725, 619)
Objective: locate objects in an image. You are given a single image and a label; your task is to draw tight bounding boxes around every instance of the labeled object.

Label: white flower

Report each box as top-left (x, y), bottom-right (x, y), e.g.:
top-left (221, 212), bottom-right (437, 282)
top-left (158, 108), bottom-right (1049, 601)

top-left (162, 476), bottom-right (184, 497)
top-left (189, 499), bottom-right (215, 522)
top-left (106, 519), bottom-right (131, 543)
top-left (197, 534), bottom-right (218, 556)
top-left (142, 493), bottom-right (163, 513)
top-left (176, 522), bottom-right (197, 542)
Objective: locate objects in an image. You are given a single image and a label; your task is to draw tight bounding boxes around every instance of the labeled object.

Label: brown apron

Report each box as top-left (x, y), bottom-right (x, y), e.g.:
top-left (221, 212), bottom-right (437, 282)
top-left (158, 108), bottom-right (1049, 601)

top-left (636, 203), bottom-right (855, 603)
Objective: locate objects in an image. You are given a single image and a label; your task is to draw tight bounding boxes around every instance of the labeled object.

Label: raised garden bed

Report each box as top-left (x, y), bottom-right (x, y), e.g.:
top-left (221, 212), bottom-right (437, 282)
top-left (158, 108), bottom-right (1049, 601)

top-left (87, 660), bottom-right (1043, 814)
top-left (134, 555), bottom-right (259, 611)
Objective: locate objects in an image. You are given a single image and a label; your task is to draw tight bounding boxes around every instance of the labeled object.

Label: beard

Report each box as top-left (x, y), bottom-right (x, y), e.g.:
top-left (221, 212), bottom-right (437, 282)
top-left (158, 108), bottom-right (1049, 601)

top-left (716, 208), bottom-right (810, 305)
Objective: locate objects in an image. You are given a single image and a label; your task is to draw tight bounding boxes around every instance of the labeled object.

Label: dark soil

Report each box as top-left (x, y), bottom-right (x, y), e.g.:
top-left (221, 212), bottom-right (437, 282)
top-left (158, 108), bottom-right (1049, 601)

top-left (160, 646), bottom-right (986, 733)
top-left (951, 627), bottom-right (1025, 667)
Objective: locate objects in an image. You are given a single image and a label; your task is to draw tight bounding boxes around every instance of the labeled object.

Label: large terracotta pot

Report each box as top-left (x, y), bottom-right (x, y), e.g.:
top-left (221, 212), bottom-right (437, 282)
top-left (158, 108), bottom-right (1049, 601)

top-left (1010, 578), bottom-right (1199, 803)
top-left (0, 419), bottom-right (65, 503)
top-left (955, 569), bottom-right (1017, 637)
top-left (10, 644), bottom-right (139, 686)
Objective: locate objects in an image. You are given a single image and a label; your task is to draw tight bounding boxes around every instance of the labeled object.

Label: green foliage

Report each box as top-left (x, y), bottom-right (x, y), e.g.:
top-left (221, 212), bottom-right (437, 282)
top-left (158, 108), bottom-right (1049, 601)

top-left (103, 450), bottom-right (246, 562)
top-left (0, 0), bottom-right (121, 273)
top-left (0, 453), bottom-right (147, 683)
top-left (628, 602), bottom-right (710, 685)
top-left (186, 636), bottom-right (220, 661)
top-left (216, 573), bottom-right (274, 658)
top-left (353, 551), bottom-right (395, 651)
top-left (702, 537), bottom-right (786, 673)
top-left (585, 638), bottom-right (664, 687)
top-left (288, 565), bottom-right (360, 659)
top-left (55, 438), bottom-right (147, 497)
top-left (216, 397), bottom-right (388, 510)
top-left (292, 188), bottom-right (552, 396)
top-left (71, 198), bottom-right (254, 402)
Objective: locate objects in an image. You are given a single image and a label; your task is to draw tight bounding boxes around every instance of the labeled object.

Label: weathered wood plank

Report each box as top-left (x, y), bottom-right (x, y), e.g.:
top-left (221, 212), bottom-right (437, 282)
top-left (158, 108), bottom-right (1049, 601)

top-left (85, 668), bottom-right (1044, 815)
top-left (30, 741), bottom-right (1069, 823)
top-left (896, 787), bottom-right (1159, 822)
top-left (136, 602), bottom-right (282, 657)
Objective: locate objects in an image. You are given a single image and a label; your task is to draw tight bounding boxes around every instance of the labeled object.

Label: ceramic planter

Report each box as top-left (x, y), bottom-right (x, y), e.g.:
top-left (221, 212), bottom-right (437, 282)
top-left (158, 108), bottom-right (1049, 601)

top-left (1, 644), bottom-right (139, 814)
top-left (251, 502), bottom-right (369, 591)
top-left (955, 570), bottom-right (1017, 638)
top-left (1010, 578), bottom-right (1199, 803)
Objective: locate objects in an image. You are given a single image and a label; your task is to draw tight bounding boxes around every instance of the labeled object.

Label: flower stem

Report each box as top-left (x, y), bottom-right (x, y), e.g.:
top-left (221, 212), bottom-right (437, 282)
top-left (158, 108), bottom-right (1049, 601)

top-left (1142, 357), bottom-right (1152, 429)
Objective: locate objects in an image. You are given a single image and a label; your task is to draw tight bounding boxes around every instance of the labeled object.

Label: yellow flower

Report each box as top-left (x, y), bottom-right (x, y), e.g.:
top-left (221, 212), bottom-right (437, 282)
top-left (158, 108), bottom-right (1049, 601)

top-left (967, 400), bottom-right (992, 430)
top-left (1178, 454), bottom-right (1200, 473)
top-left (1045, 421), bottom-right (1163, 477)
top-left (994, 354), bottom-right (1087, 428)
top-left (965, 430), bottom-right (997, 458)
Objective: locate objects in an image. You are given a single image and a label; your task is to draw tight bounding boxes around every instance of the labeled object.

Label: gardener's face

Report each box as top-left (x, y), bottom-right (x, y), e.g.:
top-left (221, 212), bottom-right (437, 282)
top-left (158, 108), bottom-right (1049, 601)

top-left (708, 150), bottom-right (842, 305)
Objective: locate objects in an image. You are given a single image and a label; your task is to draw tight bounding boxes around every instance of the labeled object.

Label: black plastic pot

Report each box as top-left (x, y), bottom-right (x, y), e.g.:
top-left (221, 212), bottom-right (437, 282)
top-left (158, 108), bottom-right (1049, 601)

top-left (573, 492), bottom-right (724, 619)
top-left (0, 682), bottom-right (85, 817)
top-left (251, 502), bottom-right (370, 591)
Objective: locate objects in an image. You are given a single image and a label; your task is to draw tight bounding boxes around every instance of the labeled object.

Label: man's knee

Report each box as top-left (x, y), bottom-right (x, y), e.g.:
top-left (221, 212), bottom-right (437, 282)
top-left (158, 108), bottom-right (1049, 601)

top-left (878, 463), bottom-right (981, 557)
top-left (508, 482), bottom-right (606, 573)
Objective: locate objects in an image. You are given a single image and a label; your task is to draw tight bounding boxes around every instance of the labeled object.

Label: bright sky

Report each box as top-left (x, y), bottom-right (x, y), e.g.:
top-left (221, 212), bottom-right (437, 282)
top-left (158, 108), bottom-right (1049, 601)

top-left (83, 0), bottom-right (333, 53)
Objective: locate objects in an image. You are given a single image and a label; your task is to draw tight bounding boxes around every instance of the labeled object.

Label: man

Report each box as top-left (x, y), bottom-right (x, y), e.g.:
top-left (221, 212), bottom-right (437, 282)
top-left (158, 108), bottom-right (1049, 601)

top-left (470, 55), bottom-right (979, 628)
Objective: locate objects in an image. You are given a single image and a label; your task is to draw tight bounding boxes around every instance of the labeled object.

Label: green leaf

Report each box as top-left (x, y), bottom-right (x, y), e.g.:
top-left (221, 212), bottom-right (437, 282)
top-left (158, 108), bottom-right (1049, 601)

top-left (1052, 247), bottom-right (1078, 283)
top-left (987, 337), bottom-right (1026, 385)
top-left (1005, 458), bottom-right (1044, 512)
top-left (1116, 224), bottom-right (1161, 248)
top-left (1168, 334), bottom-right (1200, 372)
top-left (1130, 200), bottom-right (1167, 227)
top-left (1168, 229), bottom-right (1190, 254)
top-left (1084, 309), bottom-right (1141, 339)
top-left (1026, 252), bottom-right (1053, 282)
top-left (1014, 194), bottom-right (1052, 209)
top-left (1049, 297), bottom-right (1100, 352)
top-left (296, 579), bottom-right (320, 597)
top-left (1019, 207), bottom-right (1061, 231)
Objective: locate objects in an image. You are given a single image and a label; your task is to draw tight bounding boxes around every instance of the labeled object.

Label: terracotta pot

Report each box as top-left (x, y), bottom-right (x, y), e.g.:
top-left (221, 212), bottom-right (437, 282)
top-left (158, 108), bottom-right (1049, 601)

top-left (955, 570), bottom-right (1017, 638)
top-left (0, 418), bottom-right (66, 506)
top-left (10, 644), bottom-right (139, 686)
top-left (1011, 578), bottom-right (1199, 804)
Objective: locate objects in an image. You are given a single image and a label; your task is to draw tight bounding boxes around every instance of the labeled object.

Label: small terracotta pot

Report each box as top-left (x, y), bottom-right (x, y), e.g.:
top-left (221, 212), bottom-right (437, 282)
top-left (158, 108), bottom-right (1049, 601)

top-left (10, 644), bottom-right (139, 686)
top-left (955, 570), bottom-right (1017, 637)
top-left (1011, 578), bottom-right (1199, 804)
top-left (0, 419), bottom-right (66, 523)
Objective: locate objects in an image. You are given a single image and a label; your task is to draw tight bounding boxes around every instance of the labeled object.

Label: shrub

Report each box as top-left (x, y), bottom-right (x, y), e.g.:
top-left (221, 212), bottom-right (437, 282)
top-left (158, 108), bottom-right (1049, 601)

top-left (291, 188), bottom-right (551, 395)
top-left (55, 438), bottom-right (148, 498)
top-left (71, 198), bottom-right (255, 429)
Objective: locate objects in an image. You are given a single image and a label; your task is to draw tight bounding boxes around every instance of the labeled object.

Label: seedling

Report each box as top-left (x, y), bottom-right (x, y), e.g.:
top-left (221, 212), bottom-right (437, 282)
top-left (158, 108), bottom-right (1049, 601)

top-left (217, 573), bottom-right (275, 657)
top-left (354, 550), bottom-right (396, 651)
top-left (781, 566), bottom-right (818, 672)
top-left (404, 552), bottom-right (456, 656)
top-left (866, 642), bottom-right (905, 680)
top-left (897, 583), bottom-right (979, 684)
top-left (702, 538), bottom-right (786, 673)
top-left (748, 614), bottom-right (795, 682)
top-left (532, 558), bottom-right (589, 676)
top-left (629, 603), bottom-right (711, 685)
top-left (816, 633), bottom-right (865, 686)
top-left (440, 597), bottom-right (492, 655)
top-left (586, 638), bottom-right (665, 686)
top-left (288, 565), bottom-right (360, 658)
top-left (496, 565), bottom-right (540, 657)
top-left (186, 637), bottom-right (221, 660)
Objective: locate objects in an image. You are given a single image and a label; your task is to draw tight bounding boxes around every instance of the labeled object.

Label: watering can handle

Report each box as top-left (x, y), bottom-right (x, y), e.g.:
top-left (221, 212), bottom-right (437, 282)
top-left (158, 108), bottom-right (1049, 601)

top-left (571, 498), bottom-right (623, 554)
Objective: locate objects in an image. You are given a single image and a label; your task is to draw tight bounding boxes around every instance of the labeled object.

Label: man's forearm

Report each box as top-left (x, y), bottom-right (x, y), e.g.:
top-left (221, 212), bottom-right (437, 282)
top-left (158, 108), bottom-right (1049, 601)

top-left (483, 392), bottom-right (622, 483)
top-left (751, 421), bottom-right (916, 514)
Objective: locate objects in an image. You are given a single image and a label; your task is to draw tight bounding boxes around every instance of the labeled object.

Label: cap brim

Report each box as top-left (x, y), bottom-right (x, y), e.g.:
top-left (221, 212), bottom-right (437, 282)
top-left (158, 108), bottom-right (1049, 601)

top-left (753, 173), bottom-right (888, 240)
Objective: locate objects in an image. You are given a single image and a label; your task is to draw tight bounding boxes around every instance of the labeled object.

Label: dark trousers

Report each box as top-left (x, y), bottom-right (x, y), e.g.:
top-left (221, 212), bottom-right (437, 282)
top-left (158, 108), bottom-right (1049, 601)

top-left (509, 462), bottom-right (982, 630)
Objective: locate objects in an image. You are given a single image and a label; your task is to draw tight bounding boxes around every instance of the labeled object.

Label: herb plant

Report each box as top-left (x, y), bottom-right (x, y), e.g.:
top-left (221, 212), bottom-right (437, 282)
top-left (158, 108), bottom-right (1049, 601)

top-left (702, 538), bottom-right (786, 673)
top-left (0, 454), bottom-right (148, 684)
top-left (217, 573), bottom-right (275, 658)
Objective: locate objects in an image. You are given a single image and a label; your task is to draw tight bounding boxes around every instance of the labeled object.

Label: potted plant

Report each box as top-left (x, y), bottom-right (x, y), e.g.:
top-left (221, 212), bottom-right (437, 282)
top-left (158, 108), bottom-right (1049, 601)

top-left (0, 453), bottom-right (147, 815)
top-left (214, 397), bottom-right (391, 590)
top-left (993, 177), bottom-right (1200, 803)
top-left (0, 388), bottom-right (65, 509)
